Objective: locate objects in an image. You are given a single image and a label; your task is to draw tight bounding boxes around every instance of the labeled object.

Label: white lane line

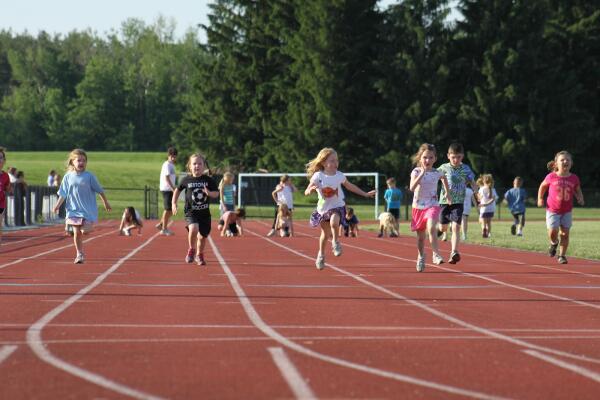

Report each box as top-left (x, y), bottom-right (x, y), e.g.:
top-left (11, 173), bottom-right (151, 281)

top-left (0, 345), bottom-right (18, 365)
top-left (0, 227), bottom-right (116, 270)
top-left (248, 229), bottom-right (600, 371)
top-left (26, 232), bottom-right (165, 400)
top-left (523, 350), bottom-right (600, 382)
top-left (209, 236), bottom-right (508, 400)
top-left (268, 347), bottom-right (317, 400)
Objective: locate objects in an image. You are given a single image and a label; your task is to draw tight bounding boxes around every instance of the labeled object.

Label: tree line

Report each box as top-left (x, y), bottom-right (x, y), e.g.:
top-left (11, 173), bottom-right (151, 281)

top-left (1, 0), bottom-right (598, 187)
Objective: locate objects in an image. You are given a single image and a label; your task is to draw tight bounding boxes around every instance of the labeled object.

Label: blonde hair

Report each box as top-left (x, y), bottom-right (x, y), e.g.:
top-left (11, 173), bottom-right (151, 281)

top-left (477, 173), bottom-right (494, 187)
top-left (66, 149), bottom-right (87, 172)
top-left (277, 203), bottom-right (291, 218)
top-left (411, 143), bottom-right (437, 166)
top-left (547, 150), bottom-right (572, 171)
top-left (306, 147), bottom-right (336, 178)
top-left (186, 153), bottom-right (207, 174)
top-left (280, 174), bottom-right (290, 183)
top-left (219, 171), bottom-right (234, 189)
top-left (379, 212), bottom-right (398, 236)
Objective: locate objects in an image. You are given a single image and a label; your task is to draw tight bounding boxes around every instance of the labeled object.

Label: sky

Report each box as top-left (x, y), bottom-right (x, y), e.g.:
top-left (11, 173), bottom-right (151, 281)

top-left (0, 1), bottom-right (454, 41)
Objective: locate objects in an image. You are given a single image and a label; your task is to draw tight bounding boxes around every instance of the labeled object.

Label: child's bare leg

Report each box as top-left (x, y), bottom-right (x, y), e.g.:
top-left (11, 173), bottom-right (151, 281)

top-left (451, 222), bottom-right (460, 252)
top-left (417, 231), bottom-right (426, 258)
top-left (558, 227), bottom-right (569, 256)
top-left (188, 224), bottom-right (199, 249)
top-left (548, 228), bottom-right (559, 245)
top-left (73, 226), bottom-right (83, 254)
top-left (462, 216), bottom-right (469, 237)
top-left (197, 235), bottom-right (206, 255)
top-left (330, 213), bottom-right (341, 243)
top-left (319, 222), bottom-right (330, 255)
top-left (427, 219), bottom-right (440, 254)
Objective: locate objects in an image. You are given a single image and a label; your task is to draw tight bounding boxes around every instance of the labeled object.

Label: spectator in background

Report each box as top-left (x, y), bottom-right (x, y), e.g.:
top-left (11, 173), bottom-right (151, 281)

top-left (15, 170), bottom-right (28, 193)
top-left (7, 167), bottom-right (17, 184)
top-left (54, 173), bottom-right (62, 187)
top-left (47, 170), bottom-right (56, 186)
top-left (156, 146), bottom-right (178, 236)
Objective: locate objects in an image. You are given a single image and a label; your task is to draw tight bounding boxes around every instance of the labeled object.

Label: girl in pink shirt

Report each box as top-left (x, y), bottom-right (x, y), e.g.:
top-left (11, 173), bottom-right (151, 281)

top-left (537, 151), bottom-right (584, 264)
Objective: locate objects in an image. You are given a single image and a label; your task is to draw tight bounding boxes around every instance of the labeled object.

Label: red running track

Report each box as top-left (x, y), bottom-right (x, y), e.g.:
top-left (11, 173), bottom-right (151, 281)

top-left (1, 220), bottom-right (600, 399)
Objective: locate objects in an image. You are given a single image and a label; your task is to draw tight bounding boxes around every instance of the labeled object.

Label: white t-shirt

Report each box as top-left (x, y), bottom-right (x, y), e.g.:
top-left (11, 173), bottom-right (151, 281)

top-left (159, 161), bottom-right (176, 191)
top-left (478, 187), bottom-right (498, 215)
top-left (463, 187), bottom-right (474, 215)
top-left (310, 171), bottom-right (346, 213)
top-left (276, 184), bottom-right (294, 208)
top-left (411, 168), bottom-right (443, 209)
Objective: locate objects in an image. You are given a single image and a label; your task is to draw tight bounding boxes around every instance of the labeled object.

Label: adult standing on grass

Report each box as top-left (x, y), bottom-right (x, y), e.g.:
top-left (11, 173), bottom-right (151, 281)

top-left (537, 151), bottom-right (584, 265)
top-left (156, 146), bottom-right (178, 236)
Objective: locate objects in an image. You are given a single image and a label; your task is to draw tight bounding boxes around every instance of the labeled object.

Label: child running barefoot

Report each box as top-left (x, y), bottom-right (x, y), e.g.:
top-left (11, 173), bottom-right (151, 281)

top-left (305, 148), bottom-right (376, 270)
top-left (477, 174), bottom-right (498, 238)
top-left (409, 144), bottom-right (452, 272)
top-left (53, 149), bottom-right (112, 264)
top-left (172, 153), bottom-right (219, 266)
top-left (537, 151), bottom-right (584, 264)
top-left (119, 206), bottom-right (143, 236)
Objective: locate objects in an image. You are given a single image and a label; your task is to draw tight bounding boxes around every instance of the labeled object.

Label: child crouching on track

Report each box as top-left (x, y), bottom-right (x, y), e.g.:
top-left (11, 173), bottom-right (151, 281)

top-left (409, 144), bottom-right (451, 272)
top-left (119, 206), bottom-right (143, 236)
top-left (340, 207), bottom-right (359, 237)
top-left (220, 208), bottom-right (246, 237)
top-left (305, 147), bottom-right (376, 270)
top-left (53, 149), bottom-right (112, 264)
top-left (378, 211), bottom-right (398, 238)
top-left (275, 204), bottom-right (292, 237)
top-left (172, 153), bottom-right (219, 266)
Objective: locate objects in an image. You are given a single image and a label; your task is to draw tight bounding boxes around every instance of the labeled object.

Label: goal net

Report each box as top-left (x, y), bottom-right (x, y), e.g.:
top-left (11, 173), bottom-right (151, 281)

top-left (237, 172), bottom-right (380, 220)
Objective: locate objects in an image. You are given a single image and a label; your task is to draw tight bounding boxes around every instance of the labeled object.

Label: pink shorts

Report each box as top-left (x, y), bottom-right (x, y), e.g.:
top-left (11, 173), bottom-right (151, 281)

top-left (411, 206), bottom-right (441, 232)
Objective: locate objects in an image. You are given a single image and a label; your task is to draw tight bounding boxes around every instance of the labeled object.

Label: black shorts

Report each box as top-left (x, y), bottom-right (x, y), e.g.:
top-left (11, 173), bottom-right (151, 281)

top-left (162, 191), bottom-right (173, 211)
top-left (511, 212), bottom-right (526, 226)
top-left (388, 208), bottom-right (400, 220)
top-left (0, 207), bottom-right (4, 215)
top-left (440, 204), bottom-right (464, 225)
top-left (185, 213), bottom-right (212, 237)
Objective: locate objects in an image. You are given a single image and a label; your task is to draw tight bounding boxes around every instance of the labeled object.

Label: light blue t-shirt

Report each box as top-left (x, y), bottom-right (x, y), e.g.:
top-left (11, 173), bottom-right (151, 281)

top-left (384, 187), bottom-right (403, 209)
top-left (58, 171), bottom-right (104, 222)
top-left (504, 187), bottom-right (527, 214)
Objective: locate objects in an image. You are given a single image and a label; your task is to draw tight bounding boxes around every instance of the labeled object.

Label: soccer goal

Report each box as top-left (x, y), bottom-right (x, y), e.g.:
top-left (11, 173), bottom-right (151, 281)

top-left (237, 172), bottom-right (380, 219)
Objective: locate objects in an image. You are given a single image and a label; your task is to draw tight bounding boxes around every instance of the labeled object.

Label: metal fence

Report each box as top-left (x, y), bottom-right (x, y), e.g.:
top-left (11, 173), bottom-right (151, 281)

top-left (3, 185), bottom-right (159, 228)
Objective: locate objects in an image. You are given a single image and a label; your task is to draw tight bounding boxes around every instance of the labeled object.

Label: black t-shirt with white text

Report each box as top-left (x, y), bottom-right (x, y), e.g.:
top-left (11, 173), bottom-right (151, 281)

top-left (177, 175), bottom-right (218, 217)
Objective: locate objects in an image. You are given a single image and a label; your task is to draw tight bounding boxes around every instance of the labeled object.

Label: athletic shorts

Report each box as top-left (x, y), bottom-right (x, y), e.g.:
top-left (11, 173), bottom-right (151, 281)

top-left (511, 212), bottom-right (526, 226)
top-left (162, 191), bottom-right (174, 211)
top-left (411, 206), bottom-right (441, 232)
top-left (480, 211), bottom-right (494, 219)
top-left (546, 211), bottom-right (572, 230)
top-left (65, 217), bottom-right (94, 233)
top-left (388, 208), bottom-right (400, 220)
top-left (185, 213), bottom-right (212, 237)
top-left (440, 204), bottom-right (464, 225)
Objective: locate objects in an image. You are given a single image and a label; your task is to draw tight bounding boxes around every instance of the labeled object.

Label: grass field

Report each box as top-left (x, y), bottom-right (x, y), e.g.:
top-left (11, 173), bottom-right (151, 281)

top-left (8, 151), bottom-right (599, 260)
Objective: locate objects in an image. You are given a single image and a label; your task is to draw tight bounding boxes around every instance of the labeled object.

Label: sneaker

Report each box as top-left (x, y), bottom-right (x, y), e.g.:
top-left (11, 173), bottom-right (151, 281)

top-left (377, 232), bottom-right (383, 238)
top-left (196, 253), bottom-right (206, 266)
top-left (461, 233), bottom-right (467, 241)
top-left (448, 251), bottom-right (461, 264)
top-left (122, 229), bottom-right (131, 236)
top-left (510, 224), bottom-right (516, 235)
top-left (517, 231), bottom-right (523, 237)
top-left (161, 229), bottom-right (174, 236)
top-left (416, 257), bottom-right (425, 272)
top-left (432, 253), bottom-right (444, 265)
top-left (482, 228), bottom-right (488, 238)
top-left (267, 229), bottom-right (276, 237)
top-left (185, 248), bottom-right (195, 263)
top-left (548, 243), bottom-right (558, 257)
top-left (557, 255), bottom-right (568, 264)
top-left (315, 253), bottom-right (325, 270)
top-left (155, 222), bottom-right (163, 231)
top-left (332, 241), bottom-right (342, 257)
top-left (74, 253), bottom-right (85, 264)
top-left (390, 232), bottom-right (398, 238)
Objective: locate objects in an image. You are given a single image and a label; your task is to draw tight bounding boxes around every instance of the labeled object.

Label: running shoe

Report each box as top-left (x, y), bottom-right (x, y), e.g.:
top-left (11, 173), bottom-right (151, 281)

top-left (122, 229), bottom-right (131, 236)
top-left (185, 248), bottom-right (195, 263)
top-left (74, 253), bottom-right (85, 264)
top-left (432, 253), bottom-right (444, 265)
top-left (155, 222), bottom-right (163, 231)
top-left (548, 242), bottom-right (558, 257)
top-left (448, 251), bottom-right (461, 264)
top-left (161, 229), bottom-right (174, 236)
top-left (416, 257), bottom-right (425, 272)
top-left (315, 253), bottom-right (325, 270)
top-left (377, 232), bottom-right (384, 238)
top-left (196, 253), bottom-right (206, 266)
top-left (557, 255), bottom-right (568, 264)
top-left (332, 240), bottom-right (343, 257)
top-left (267, 229), bottom-right (276, 237)
top-left (510, 224), bottom-right (516, 235)
top-left (482, 228), bottom-right (488, 238)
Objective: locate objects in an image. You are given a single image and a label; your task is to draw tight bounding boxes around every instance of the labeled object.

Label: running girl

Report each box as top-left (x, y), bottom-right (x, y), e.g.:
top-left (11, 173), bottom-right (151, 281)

top-left (537, 151), bottom-right (584, 264)
top-left (172, 153), bottom-right (219, 266)
top-left (53, 149), bottom-right (111, 264)
top-left (305, 147), bottom-right (375, 270)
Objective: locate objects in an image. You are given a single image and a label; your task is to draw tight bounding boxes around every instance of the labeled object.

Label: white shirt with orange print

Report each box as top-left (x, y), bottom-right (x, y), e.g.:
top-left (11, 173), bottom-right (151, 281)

top-left (310, 171), bottom-right (346, 213)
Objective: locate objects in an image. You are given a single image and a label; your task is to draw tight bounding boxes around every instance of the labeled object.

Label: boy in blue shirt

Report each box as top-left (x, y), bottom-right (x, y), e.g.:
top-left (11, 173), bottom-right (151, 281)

top-left (504, 176), bottom-right (527, 236)
top-left (379, 177), bottom-right (402, 237)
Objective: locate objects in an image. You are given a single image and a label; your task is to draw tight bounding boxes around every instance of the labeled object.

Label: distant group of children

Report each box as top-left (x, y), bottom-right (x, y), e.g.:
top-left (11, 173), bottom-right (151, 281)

top-left (0, 143), bottom-right (584, 271)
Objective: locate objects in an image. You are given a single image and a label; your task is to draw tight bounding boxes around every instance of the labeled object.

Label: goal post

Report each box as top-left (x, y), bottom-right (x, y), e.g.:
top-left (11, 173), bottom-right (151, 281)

top-left (238, 172), bottom-right (380, 219)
